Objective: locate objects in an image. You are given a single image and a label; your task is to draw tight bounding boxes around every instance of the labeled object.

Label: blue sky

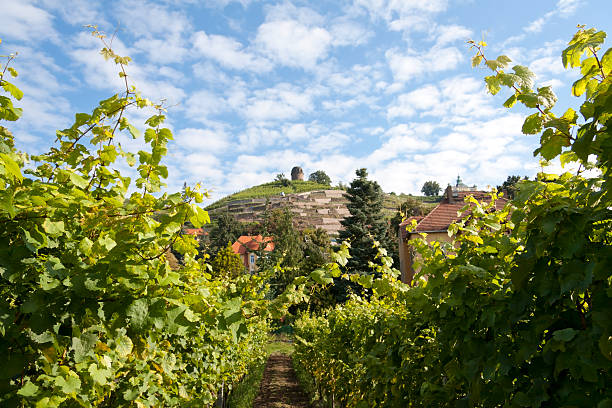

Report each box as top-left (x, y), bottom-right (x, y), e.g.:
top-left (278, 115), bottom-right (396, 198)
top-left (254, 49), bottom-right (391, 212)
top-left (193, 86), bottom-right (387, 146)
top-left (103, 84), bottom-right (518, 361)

top-left (1, 0), bottom-right (610, 201)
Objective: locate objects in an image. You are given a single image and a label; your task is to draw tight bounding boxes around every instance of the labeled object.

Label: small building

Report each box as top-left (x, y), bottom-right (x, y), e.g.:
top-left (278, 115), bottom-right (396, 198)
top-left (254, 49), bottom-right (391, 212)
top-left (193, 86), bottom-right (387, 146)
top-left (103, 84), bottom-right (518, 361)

top-left (231, 235), bottom-right (275, 273)
top-left (183, 228), bottom-right (208, 238)
top-left (398, 182), bottom-right (507, 284)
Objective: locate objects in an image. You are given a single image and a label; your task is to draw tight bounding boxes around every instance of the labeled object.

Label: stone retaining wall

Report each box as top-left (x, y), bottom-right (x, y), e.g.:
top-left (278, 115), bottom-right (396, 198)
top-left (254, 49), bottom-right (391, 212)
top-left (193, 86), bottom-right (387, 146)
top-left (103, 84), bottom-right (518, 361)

top-left (209, 189), bottom-right (350, 236)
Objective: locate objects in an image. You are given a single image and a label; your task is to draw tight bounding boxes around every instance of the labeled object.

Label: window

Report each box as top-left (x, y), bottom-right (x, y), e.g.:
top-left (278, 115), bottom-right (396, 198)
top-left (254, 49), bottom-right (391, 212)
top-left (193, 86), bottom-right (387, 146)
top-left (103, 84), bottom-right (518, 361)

top-left (250, 254), bottom-right (255, 265)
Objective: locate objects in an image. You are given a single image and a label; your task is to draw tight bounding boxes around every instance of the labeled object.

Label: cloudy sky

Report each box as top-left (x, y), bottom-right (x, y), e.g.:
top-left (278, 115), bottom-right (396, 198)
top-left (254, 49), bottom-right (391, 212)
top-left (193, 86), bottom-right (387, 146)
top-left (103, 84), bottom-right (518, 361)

top-left (1, 0), bottom-right (610, 201)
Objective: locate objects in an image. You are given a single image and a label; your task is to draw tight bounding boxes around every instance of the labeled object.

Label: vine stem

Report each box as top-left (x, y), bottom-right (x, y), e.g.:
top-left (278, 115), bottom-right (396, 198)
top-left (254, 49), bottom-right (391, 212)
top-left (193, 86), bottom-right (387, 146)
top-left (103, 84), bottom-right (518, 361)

top-left (589, 47), bottom-right (606, 79)
top-left (473, 44), bottom-right (575, 142)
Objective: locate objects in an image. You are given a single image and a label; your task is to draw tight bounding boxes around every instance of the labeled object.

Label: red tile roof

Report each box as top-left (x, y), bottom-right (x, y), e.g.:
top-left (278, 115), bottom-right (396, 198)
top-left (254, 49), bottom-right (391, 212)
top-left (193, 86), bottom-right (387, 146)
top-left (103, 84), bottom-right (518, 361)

top-left (399, 192), bottom-right (507, 238)
top-left (231, 235), bottom-right (274, 255)
top-left (183, 228), bottom-right (208, 236)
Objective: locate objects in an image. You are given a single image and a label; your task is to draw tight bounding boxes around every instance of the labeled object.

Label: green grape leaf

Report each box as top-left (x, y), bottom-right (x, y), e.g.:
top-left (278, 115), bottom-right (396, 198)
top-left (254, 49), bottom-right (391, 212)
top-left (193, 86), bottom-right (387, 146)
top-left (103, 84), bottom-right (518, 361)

top-left (0, 190), bottom-right (16, 218)
top-left (310, 269), bottom-right (333, 285)
top-left (601, 48), bottom-right (612, 74)
top-left (522, 113), bottom-right (543, 135)
top-left (127, 298), bottom-right (149, 330)
top-left (68, 171), bottom-right (88, 188)
top-left (189, 204), bottom-right (210, 228)
top-left (42, 219), bottom-right (65, 236)
top-left (88, 363), bottom-right (111, 385)
top-left (503, 94), bottom-right (517, 108)
top-left (553, 328), bottom-right (577, 342)
top-left (127, 123), bottom-right (141, 139)
top-left (0, 152), bottom-right (23, 181)
top-left (17, 381), bottom-right (39, 397)
top-left (2, 81), bottom-right (23, 100)
top-left (484, 76), bottom-right (501, 95)
top-left (79, 237), bottom-right (93, 256)
top-left (512, 65), bottom-right (535, 90)
top-left (115, 333), bottom-right (133, 358)
top-left (55, 372), bottom-right (81, 394)
top-left (72, 332), bottom-right (98, 362)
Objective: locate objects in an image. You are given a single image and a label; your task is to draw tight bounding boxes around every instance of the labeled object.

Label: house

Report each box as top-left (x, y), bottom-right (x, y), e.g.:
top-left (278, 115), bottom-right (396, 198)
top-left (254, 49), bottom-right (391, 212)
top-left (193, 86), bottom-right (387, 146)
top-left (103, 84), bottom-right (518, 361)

top-left (183, 228), bottom-right (208, 238)
top-left (398, 180), bottom-right (507, 284)
top-left (231, 235), bottom-right (275, 273)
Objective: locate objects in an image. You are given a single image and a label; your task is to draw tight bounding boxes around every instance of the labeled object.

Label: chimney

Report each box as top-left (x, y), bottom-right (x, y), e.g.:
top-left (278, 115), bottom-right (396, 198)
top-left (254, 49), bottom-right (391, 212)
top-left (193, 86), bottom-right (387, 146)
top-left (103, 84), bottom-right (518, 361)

top-left (445, 185), bottom-right (453, 203)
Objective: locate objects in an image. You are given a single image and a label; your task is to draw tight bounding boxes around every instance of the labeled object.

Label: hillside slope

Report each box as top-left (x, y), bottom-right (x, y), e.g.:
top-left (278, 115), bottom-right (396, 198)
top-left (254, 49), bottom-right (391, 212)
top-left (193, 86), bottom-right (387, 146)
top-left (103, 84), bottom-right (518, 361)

top-left (205, 180), bottom-right (338, 211)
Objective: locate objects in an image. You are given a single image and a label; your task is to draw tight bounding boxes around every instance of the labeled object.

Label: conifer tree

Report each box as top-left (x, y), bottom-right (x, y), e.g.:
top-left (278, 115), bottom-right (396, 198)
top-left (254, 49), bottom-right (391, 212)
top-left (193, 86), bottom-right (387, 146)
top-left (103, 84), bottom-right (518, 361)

top-left (209, 211), bottom-right (242, 255)
top-left (211, 242), bottom-right (245, 279)
top-left (338, 168), bottom-right (392, 273)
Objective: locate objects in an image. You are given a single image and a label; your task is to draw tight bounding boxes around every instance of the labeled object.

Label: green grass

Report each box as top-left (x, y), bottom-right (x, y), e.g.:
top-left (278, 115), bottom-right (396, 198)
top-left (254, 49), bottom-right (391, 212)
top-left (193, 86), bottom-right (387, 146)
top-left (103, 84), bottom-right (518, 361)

top-left (227, 335), bottom-right (295, 407)
top-left (205, 180), bottom-right (339, 211)
top-left (265, 338), bottom-right (295, 355)
top-left (227, 360), bottom-right (266, 408)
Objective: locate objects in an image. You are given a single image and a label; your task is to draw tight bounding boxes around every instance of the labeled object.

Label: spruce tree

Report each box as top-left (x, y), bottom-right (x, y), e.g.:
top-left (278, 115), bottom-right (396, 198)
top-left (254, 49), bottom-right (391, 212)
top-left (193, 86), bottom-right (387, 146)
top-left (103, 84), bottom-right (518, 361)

top-left (338, 168), bottom-right (391, 274)
top-left (209, 211), bottom-right (242, 255)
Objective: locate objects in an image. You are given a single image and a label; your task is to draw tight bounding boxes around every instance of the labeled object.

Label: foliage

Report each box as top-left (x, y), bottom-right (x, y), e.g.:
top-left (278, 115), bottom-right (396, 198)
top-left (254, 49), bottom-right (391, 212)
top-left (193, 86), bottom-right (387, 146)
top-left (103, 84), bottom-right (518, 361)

top-left (0, 34), bottom-right (271, 407)
top-left (275, 173), bottom-right (291, 187)
top-left (262, 209), bottom-right (331, 298)
top-left (497, 175), bottom-right (527, 199)
top-left (308, 170), bottom-right (332, 186)
top-left (421, 180), bottom-right (441, 196)
top-left (211, 243), bottom-right (245, 279)
top-left (293, 26), bottom-right (612, 407)
top-left (339, 168), bottom-right (394, 274)
top-left (208, 211), bottom-right (243, 255)
top-left (226, 360), bottom-right (266, 408)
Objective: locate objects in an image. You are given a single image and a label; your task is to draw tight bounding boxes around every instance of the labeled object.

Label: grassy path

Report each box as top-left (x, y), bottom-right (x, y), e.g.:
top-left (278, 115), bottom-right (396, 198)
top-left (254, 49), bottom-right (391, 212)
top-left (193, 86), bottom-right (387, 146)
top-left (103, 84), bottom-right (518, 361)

top-left (252, 352), bottom-right (311, 408)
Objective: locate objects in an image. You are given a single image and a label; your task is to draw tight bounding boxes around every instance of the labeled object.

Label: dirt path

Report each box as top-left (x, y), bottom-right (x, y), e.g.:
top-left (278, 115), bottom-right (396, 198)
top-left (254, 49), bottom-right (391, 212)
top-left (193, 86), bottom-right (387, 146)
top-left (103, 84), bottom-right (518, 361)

top-left (252, 353), bottom-right (311, 408)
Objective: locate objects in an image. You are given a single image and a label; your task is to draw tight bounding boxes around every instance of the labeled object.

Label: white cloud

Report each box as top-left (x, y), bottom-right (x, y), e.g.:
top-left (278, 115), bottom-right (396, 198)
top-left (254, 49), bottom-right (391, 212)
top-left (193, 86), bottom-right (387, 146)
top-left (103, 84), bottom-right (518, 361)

top-left (183, 90), bottom-right (228, 122)
top-left (40, 0), bottom-right (105, 26)
top-left (387, 84), bottom-right (440, 118)
top-left (386, 46), bottom-right (463, 82)
top-left (556, 0), bottom-right (581, 16)
top-left (133, 35), bottom-right (190, 64)
top-left (388, 77), bottom-right (498, 122)
top-left (520, 0), bottom-right (582, 37)
top-left (192, 31), bottom-right (272, 72)
top-left (192, 62), bottom-right (232, 84)
top-left (435, 24), bottom-right (473, 46)
top-left (115, 0), bottom-right (191, 38)
top-left (529, 55), bottom-right (565, 78)
top-left (237, 126), bottom-right (282, 150)
top-left (0, 2), bottom-right (58, 43)
top-left (255, 20), bottom-right (332, 69)
top-left (306, 131), bottom-right (351, 153)
top-left (367, 124), bottom-right (432, 164)
top-left (525, 17), bottom-right (546, 34)
top-left (330, 18), bottom-right (373, 46)
top-left (244, 83), bottom-right (314, 122)
top-left (174, 127), bottom-right (231, 153)
top-left (353, 0), bottom-right (448, 22)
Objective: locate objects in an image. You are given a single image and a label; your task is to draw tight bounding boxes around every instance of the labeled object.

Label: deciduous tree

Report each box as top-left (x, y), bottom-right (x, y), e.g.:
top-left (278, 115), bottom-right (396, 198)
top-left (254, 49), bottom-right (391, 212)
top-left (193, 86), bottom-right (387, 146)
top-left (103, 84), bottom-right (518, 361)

top-left (420, 180), bottom-right (441, 196)
top-left (308, 170), bottom-right (332, 185)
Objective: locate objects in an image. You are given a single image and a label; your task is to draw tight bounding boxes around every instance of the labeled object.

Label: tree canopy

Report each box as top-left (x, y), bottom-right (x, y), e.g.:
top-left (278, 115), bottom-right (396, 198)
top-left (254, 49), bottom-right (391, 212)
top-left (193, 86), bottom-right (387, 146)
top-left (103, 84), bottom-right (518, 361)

top-left (338, 168), bottom-right (393, 275)
top-left (421, 180), bottom-right (441, 196)
top-left (308, 170), bottom-right (331, 186)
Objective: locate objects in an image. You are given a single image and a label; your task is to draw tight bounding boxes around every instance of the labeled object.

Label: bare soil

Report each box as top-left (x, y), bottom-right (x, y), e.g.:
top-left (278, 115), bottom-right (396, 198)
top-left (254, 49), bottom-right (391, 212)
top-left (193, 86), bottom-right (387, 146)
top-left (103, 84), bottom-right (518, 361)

top-left (252, 353), bottom-right (311, 408)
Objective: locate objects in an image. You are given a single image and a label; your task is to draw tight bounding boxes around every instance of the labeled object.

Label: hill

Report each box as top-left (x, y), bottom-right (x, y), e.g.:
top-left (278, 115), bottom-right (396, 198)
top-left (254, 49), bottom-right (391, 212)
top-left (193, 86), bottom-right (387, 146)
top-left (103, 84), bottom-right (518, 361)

top-left (205, 180), bottom-right (339, 211)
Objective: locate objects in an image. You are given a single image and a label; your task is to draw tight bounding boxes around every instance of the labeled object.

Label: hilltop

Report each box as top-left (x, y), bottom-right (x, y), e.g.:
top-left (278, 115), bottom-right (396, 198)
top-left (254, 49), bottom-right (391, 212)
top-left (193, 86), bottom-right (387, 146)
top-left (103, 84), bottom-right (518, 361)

top-left (205, 180), bottom-right (338, 211)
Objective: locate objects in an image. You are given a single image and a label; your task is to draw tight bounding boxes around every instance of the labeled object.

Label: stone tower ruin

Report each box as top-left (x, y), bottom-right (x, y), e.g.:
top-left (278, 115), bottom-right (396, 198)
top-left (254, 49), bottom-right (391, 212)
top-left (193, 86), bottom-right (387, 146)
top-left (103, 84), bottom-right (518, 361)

top-left (291, 166), bottom-right (304, 181)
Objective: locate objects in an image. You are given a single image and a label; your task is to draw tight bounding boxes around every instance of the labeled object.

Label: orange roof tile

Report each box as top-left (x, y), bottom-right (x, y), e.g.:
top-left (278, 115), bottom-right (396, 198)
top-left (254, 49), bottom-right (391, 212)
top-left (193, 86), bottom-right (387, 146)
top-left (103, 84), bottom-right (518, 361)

top-left (399, 192), bottom-right (507, 238)
top-left (183, 228), bottom-right (208, 236)
top-left (231, 235), bottom-right (274, 255)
